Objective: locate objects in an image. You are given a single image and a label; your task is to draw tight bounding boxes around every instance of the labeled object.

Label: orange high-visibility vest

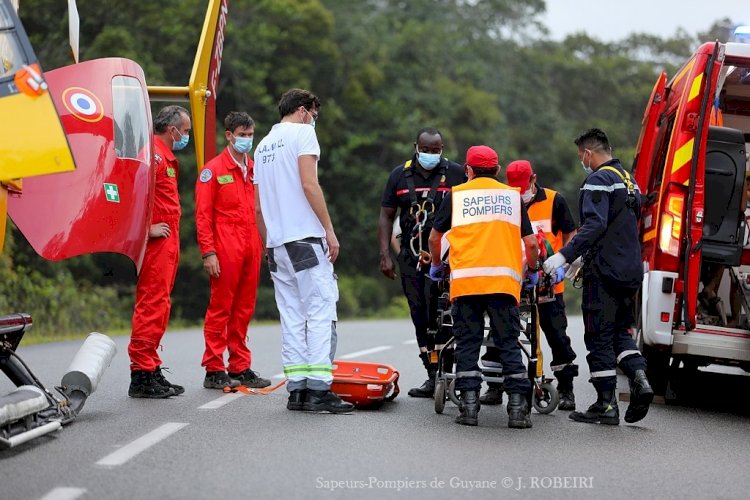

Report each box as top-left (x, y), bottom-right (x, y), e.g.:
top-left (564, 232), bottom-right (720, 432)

top-left (527, 187), bottom-right (565, 295)
top-left (447, 177), bottom-right (524, 302)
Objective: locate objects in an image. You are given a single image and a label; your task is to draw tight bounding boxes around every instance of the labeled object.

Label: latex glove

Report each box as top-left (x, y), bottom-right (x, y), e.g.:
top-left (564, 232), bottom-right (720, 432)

top-left (428, 262), bottom-right (446, 282)
top-left (524, 269), bottom-right (539, 289)
top-left (543, 252), bottom-right (567, 274)
top-left (551, 267), bottom-right (565, 285)
top-left (565, 256), bottom-right (583, 281)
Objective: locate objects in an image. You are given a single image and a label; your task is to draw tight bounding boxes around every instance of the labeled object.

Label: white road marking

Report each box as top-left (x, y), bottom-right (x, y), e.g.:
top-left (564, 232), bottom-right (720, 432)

top-left (38, 488), bottom-right (86, 500)
top-left (338, 345), bottom-right (392, 359)
top-left (402, 339), bottom-right (418, 345)
top-left (95, 422), bottom-right (188, 467)
top-left (197, 392), bottom-right (245, 410)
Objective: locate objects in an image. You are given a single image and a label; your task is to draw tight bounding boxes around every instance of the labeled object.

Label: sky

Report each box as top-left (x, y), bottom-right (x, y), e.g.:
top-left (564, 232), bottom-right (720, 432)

top-left (541, 0), bottom-right (748, 42)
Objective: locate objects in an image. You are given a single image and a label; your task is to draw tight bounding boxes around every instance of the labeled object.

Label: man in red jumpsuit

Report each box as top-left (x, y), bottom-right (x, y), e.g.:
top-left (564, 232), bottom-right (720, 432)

top-left (195, 111), bottom-right (271, 389)
top-left (128, 105), bottom-right (191, 398)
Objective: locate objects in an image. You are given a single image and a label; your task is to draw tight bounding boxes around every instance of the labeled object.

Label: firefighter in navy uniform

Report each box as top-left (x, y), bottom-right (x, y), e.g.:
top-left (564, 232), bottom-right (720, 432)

top-left (428, 145), bottom-right (539, 428)
top-left (378, 127), bottom-right (466, 397)
top-left (478, 160), bottom-right (579, 410)
top-left (543, 128), bottom-right (653, 425)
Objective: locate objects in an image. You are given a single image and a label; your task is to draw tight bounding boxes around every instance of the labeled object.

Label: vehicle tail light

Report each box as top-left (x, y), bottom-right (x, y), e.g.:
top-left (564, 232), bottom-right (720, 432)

top-left (659, 191), bottom-right (684, 256)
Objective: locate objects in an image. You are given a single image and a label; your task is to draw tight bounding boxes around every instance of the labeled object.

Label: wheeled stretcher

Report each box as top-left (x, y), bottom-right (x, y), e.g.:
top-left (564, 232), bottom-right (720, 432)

top-left (432, 273), bottom-right (560, 415)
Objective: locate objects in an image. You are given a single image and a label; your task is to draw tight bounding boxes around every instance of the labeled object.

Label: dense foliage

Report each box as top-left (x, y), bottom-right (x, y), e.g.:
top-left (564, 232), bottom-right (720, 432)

top-left (1, 0), bottom-right (738, 337)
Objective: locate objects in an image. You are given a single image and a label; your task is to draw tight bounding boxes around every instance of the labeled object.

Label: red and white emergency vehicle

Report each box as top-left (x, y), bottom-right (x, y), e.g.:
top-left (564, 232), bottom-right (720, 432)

top-left (633, 29), bottom-right (750, 394)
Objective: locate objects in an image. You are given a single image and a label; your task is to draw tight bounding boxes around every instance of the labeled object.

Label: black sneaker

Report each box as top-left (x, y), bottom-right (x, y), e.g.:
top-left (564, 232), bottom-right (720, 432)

top-left (129, 370), bottom-right (175, 399)
top-left (302, 390), bottom-right (355, 414)
top-left (228, 369), bottom-right (271, 388)
top-left (287, 390), bottom-right (307, 411)
top-left (203, 371), bottom-right (240, 390)
top-left (154, 367), bottom-right (185, 395)
top-left (558, 388), bottom-right (576, 411)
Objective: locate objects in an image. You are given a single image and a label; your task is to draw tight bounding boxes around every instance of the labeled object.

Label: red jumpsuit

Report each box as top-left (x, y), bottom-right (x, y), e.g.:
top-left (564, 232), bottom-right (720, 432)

top-left (128, 136), bottom-right (181, 371)
top-left (195, 147), bottom-right (262, 373)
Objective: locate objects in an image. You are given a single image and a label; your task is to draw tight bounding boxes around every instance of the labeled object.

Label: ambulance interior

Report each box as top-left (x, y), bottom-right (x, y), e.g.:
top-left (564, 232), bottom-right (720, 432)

top-left (697, 53), bottom-right (750, 329)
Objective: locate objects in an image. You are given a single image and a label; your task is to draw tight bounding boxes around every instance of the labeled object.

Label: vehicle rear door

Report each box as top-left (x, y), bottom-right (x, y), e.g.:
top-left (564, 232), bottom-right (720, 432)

top-left (675, 43), bottom-right (723, 329)
top-left (633, 72), bottom-right (667, 267)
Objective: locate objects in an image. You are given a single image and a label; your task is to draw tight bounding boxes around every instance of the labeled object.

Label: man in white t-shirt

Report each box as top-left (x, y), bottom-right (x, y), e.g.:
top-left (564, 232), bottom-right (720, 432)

top-left (254, 88), bottom-right (353, 414)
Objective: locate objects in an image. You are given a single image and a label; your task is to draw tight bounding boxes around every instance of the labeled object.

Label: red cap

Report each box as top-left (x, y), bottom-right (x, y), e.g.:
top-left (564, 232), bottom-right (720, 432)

top-left (465, 145), bottom-right (499, 169)
top-left (506, 160), bottom-right (533, 189)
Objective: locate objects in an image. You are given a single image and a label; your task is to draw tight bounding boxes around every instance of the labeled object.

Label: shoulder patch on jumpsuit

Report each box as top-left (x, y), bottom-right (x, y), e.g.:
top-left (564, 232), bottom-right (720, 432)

top-left (199, 168), bottom-right (213, 183)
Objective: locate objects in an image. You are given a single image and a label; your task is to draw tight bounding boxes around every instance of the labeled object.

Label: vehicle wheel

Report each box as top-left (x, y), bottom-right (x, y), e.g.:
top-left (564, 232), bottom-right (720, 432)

top-left (666, 358), bottom-right (701, 403)
top-left (447, 379), bottom-right (461, 406)
top-left (434, 379), bottom-right (446, 414)
top-left (642, 343), bottom-right (670, 396)
top-left (533, 382), bottom-right (559, 414)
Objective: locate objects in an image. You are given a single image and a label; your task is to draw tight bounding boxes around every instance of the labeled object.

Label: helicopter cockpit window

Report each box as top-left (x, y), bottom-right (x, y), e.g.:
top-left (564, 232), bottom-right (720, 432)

top-left (0, 33), bottom-right (24, 79)
top-left (112, 75), bottom-right (149, 161)
top-left (0, 2), bottom-right (15, 29)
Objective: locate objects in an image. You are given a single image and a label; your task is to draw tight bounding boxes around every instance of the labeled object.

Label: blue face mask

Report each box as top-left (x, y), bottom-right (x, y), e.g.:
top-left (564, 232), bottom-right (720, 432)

top-left (232, 135), bottom-right (253, 154)
top-left (172, 129), bottom-right (189, 151)
top-left (417, 151), bottom-right (441, 170)
top-left (305, 109), bottom-right (317, 129)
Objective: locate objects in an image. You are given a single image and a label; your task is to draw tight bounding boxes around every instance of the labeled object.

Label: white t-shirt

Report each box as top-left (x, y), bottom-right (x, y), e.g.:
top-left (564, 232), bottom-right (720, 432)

top-left (254, 122), bottom-right (324, 248)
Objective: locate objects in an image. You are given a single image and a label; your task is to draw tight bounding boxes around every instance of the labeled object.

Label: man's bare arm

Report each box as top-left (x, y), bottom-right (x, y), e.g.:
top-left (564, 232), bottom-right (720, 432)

top-left (299, 155), bottom-right (339, 262)
top-left (523, 234), bottom-right (540, 270)
top-left (254, 187), bottom-right (267, 254)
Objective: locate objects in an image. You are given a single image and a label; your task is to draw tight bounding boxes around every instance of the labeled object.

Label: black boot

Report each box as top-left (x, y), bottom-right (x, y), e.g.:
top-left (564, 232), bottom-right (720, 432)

top-left (203, 371), bottom-right (241, 390)
top-left (228, 369), bottom-right (272, 388)
top-left (408, 352), bottom-right (437, 398)
top-left (624, 369), bottom-right (654, 423)
top-left (479, 384), bottom-right (504, 405)
top-left (507, 392), bottom-right (532, 429)
top-left (557, 383), bottom-right (575, 411)
top-left (455, 390), bottom-right (480, 426)
top-left (302, 390), bottom-right (355, 414)
top-left (153, 366), bottom-right (185, 395)
top-left (287, 389), bottom-right (307, 411)
top-left (569, 389), bottom-right (619, 425)
top-left (129, 370), bottom-right (175, 399)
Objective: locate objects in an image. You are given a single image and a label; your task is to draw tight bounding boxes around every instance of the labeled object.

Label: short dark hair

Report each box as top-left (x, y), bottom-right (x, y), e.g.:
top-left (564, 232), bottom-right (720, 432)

top-left (416, 127), bottom-right (442, 143)
top-left (574, 128), bottom-right (611, 152)
top-left (224, 111), bottom-right (255, 132)
top-left (154, 105), bottom-right (189, 133)
top-left (472, 167), bottom-right (499, 178)
top-left (278, 88), bottom-right (321, 119)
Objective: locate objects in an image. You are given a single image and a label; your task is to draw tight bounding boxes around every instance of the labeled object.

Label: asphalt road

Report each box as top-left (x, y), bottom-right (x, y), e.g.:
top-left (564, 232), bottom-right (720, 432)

top-left (1, 317), bottom-right (749, 500)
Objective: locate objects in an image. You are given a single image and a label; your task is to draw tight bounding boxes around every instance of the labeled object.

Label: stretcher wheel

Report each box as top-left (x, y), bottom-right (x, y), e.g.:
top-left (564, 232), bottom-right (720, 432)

top-left (434, 378), bottom-right (446, 414)
top-left (533, 382), bottom-right (559, 414)
top-left (447, 379), bottom-right (461, 406)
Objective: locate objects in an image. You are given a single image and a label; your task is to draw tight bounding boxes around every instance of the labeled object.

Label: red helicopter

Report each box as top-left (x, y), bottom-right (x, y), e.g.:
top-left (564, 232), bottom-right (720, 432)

top-left (0, 0), bottom-right (229, 449)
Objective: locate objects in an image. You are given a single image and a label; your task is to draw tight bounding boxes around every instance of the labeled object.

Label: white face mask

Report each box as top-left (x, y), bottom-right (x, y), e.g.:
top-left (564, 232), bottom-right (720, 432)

top-left (521, 190), bottom-right (534, 204)
top-left (580, 149), bottom-right (593, 175)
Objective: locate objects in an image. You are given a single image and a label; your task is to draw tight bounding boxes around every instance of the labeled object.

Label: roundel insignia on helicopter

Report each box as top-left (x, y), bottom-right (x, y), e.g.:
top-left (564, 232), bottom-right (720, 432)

top-left (62, 87), bottom-right (104, 123)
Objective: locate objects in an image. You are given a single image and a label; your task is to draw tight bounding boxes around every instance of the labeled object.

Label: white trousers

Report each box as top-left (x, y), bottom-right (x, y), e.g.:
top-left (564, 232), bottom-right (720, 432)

top-left (268, 238), bottom-right (338, 392)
